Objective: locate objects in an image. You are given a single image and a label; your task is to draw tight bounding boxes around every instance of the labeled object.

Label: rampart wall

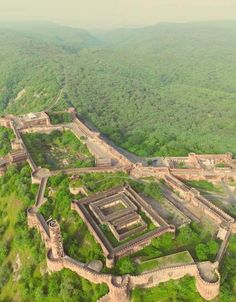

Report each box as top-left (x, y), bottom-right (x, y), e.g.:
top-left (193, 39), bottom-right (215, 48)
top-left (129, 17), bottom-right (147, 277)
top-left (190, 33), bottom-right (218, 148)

top-left (50, 166), bottom-right (128, 176)
top-left (28, 195), bottom-right (221, 302)
top-left (10, 122), bottom-right (38, 171)
top-left (0, 117), bottom-right (11, 128)
top-left (35, 177), bottom-right (48, 207)
top-left (73, 117), bottom-right (132, 167)
top-left (2, 110), bottom-right (235, 301)
top-left (164, 174), bottom-right (234, 227)
top-left (20, 125), bottom-right (65, 134)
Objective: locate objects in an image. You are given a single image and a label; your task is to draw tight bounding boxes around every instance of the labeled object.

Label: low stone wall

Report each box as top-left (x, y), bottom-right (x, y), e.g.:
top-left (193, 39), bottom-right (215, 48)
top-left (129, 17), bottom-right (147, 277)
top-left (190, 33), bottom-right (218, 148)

top-left (20, 125), bottom-right (65, 134)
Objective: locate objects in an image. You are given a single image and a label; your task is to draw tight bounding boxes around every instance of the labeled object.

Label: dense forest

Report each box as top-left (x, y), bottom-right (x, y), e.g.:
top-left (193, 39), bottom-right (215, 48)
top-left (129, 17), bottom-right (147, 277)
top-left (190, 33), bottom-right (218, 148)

top-left (0, 21), bottom-right (236, 157)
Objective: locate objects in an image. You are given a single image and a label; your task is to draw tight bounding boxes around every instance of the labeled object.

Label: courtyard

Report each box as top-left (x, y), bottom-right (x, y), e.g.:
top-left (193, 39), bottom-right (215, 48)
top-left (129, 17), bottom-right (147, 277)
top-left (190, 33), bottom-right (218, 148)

top-left (22, 130), bottom-right (95, 169)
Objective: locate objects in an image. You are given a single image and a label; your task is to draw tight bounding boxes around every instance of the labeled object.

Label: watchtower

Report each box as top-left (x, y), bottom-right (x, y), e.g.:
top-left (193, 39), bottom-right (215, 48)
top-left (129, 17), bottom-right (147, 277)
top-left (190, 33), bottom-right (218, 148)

top-left (48, 220), bottom-right (64, 259)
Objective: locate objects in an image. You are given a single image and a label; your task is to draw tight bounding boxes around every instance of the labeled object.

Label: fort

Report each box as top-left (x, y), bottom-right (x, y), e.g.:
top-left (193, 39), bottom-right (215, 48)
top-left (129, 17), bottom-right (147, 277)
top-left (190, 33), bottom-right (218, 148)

top-left (1, 108), bottom-right (236, 301)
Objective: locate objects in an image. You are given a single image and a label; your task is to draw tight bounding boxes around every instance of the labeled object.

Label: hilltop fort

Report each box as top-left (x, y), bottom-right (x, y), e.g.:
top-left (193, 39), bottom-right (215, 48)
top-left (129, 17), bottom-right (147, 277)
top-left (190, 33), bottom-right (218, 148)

top-left (1, 108), bottom-right (236, 301)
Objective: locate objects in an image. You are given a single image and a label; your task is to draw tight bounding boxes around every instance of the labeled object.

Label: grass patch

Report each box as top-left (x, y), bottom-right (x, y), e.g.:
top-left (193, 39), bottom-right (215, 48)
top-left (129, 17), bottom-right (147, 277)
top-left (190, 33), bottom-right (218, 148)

top-left (22, 130), bottom-right (95, 169)
top-left (131, 276), bottom-right (205, 302)
top-left (174, 161), bottom-right (188, 169)
top-left (48, 112), bottom-right (73, 124)
top-left (136, 251), bottom-right (193, 273)
top-left (184, 180), bottom-right (222, 192)
top-left (215, 162), bottom-right (230, 168)
top-left (0, 126), bottom-right (14, 157)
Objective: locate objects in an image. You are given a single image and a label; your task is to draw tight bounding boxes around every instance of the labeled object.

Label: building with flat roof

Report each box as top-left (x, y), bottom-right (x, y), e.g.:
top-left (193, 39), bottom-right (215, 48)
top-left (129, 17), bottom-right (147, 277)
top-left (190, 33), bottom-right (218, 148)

top-left (13, 112), bottom-right (50, 129)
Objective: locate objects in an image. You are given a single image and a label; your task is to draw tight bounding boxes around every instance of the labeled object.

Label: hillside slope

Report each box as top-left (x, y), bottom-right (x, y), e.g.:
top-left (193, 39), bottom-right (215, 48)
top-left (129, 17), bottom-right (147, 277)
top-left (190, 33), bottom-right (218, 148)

top-left (0, 21), bottom-right (236, 156)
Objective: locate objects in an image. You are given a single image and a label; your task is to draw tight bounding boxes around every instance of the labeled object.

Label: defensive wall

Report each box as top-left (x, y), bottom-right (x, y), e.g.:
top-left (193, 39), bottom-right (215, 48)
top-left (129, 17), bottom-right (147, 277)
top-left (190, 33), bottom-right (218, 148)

top-left (0, 116), bottom-right (12, 128)
top-left (2, 109), bottom-right (236, 301)
top-left (35, 177), bottom-right (48, 207)
top-left (73, 117), bottom-right (132, 168)
top-left (18, 121), bottom-right (130, 169)
top-left (131, 163), bottom-right (236, 182)
top-left (27, 205), bottom-right (220, 301)
top-left (166, 153), bottom-right (234, 168)
top-left (164, 174), bottom-right (234, 228)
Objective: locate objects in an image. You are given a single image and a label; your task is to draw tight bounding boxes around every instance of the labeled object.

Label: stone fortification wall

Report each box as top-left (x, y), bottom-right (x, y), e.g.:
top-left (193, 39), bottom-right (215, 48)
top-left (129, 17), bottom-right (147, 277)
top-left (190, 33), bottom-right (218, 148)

top-left (171, 168), bottom-right (236, 182)
top-left (187, 153), bottom-right (233, 168)
top-left (27, 207), bottom-right (50, 247)
top-left (232, 222), bottom-right (236, 233)
top-left (29, 201), bottom-right (220, 302)
top-left (50, 166), bottom-right (128, 176)
top-left (74, 117), bottom-right (95, 138)
top-left (79, 185), bottom-right (124, 204)
top-left (73, 117), bottom-right (131, 167)
top-left (125, 185), bottom-right (170, 227)
top-left (215, 228), bottom-right (232, 264)
top-left (73, 185), bottom-right (175, 265)
top-left (0, 117), bottom-right (11, 128)
top-left (130, 166), bottom-right (169, 179)
top-left (20, 125), bottom-right (65, 134)
top-left (195, 269), bottom-right (221, 301)
top-left (48, 220), bottom-right (65, 258)
top-left (164, 174), bottom-right (234, 227)
top-left (10, 121), bottom-right (22, 141)
top-left (35, 177), bottom-right (48, 207)
top-left (130, 263), bottom-right (220, 301)
top-left (9, 122), bottom-right (38, 172)
top-left (2, 111), bottom-right (231, 301)
top-left (170, 168), bottom-right (205, 180)
top-left (47, 243), bottom-right (220, 301)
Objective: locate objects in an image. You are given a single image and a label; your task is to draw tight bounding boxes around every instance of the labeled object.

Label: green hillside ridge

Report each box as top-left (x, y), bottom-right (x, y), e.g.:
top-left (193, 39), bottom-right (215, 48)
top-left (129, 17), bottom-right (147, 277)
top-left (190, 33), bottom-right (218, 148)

top-left (0, 21), bottom-right (236, 156)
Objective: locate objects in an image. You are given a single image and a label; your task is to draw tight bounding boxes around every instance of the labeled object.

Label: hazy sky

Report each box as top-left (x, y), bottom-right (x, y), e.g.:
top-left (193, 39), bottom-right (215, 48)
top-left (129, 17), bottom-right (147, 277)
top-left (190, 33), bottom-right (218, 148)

top-left (0, 0), bottom-right (236, 28)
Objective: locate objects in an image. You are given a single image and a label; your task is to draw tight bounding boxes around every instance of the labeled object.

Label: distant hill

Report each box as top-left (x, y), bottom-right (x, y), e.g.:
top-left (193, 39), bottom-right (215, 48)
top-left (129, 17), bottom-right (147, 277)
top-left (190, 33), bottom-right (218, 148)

top-left (0, 21), bottom-right (236, 156)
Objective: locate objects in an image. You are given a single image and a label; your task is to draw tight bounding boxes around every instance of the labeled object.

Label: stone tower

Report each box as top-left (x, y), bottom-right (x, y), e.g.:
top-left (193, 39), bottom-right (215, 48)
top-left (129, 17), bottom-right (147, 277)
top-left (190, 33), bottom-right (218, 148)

top-left (48, 220), bottom-right (64, 259)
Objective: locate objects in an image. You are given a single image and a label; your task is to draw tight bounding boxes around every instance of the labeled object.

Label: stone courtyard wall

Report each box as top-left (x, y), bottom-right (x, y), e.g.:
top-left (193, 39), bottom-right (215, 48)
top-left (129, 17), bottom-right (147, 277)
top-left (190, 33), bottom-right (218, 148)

top-left (164, 174), bottom-right (234, 227)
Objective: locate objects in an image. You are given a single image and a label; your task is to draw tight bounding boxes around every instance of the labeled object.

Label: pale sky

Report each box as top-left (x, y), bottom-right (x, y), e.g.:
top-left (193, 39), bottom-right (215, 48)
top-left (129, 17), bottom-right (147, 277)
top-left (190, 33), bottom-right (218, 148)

top-left (0, 0), bottom-right (236, 29)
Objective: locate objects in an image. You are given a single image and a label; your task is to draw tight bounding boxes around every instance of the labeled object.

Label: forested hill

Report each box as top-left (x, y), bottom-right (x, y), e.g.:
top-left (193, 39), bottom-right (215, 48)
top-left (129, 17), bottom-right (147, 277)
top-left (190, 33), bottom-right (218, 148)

top-left (0, 21), bottom-right (236, 157)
